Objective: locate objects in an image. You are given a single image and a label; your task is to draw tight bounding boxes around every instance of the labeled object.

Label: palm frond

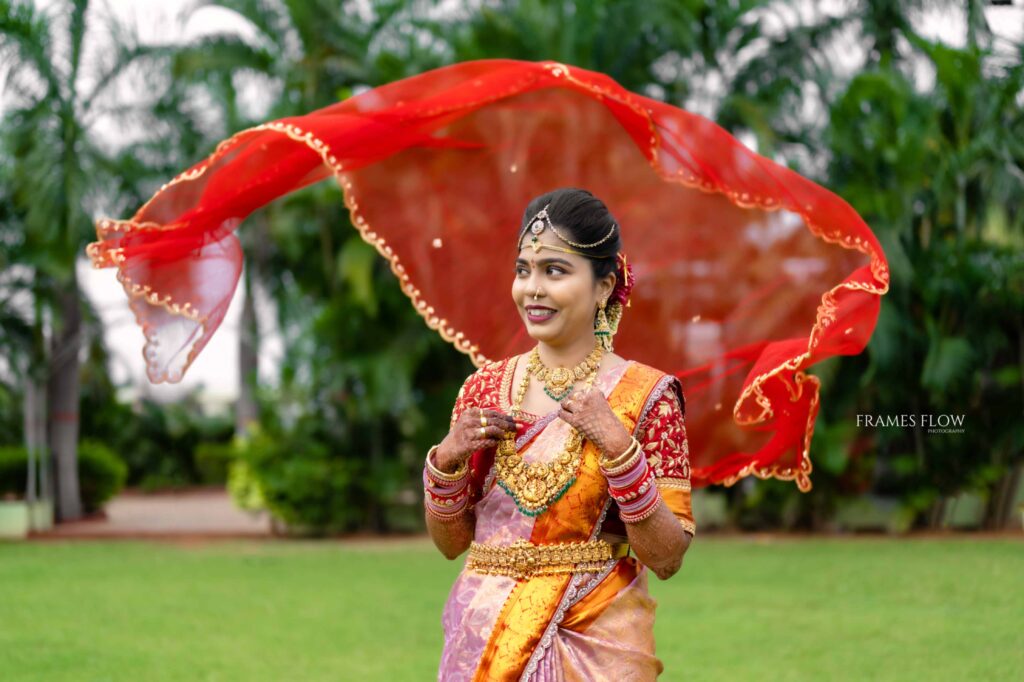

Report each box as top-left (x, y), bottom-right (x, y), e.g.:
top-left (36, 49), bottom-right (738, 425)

top-left (169, 33), bottom-right (276, 81)
top-left (0, 0), bottom-right (61, 101)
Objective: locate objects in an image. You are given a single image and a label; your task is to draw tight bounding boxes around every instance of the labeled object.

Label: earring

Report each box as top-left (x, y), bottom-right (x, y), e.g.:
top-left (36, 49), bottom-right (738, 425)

top-left (594, 299), bottom-right (613, 352)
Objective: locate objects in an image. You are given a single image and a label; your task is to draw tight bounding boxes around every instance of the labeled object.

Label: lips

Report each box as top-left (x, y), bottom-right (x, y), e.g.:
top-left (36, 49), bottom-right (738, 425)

top-left (525, 305), bottom-right (558, 323)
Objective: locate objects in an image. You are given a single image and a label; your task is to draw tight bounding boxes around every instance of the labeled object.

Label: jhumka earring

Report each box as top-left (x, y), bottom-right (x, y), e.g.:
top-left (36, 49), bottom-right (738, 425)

top-left (594, 299), bottom-right (613, 352)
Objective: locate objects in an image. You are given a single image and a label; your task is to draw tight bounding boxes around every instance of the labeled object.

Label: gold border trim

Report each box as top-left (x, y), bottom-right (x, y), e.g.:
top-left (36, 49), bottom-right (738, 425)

top-left (654, 477), bottom-right (692, 492)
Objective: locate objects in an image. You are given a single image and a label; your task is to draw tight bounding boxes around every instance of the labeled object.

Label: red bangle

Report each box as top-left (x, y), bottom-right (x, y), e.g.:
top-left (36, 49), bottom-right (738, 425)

top-left (424, 480), bottom-right (471, 520)
top-left (609, 464), bottom-right (655, 502)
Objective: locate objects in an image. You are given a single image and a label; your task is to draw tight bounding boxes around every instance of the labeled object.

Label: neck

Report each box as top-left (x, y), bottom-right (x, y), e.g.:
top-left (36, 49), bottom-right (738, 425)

top-left (536, 333), bottom-right (598, 368)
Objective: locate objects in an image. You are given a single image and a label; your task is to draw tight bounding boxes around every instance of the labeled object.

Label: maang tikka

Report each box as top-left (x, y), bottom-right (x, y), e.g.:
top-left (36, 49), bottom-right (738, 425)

top-left (518, 204), bottom-right (616, 258)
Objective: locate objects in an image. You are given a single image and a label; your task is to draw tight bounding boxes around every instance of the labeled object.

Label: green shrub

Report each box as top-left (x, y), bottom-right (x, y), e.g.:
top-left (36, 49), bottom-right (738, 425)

top-left (93, 398), bottom-right (233, 490)
top-left (227, 458), bottom-right (266, 512)
top-left (138, 470), bottom-right (192, 492)
top-left (235, 423), bottom-right (357, 535)
top-left (77, 440), bottom-right (127, 512)
top-left (193, 441), bottom-right (236, 485)
top-left (0, 442), bottom-right (125, 512)
top-left (0, 445), bottom-right (28, 499)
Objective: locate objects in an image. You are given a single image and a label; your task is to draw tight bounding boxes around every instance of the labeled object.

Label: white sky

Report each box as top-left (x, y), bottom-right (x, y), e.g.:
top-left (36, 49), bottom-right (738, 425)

top-left (72, 0), bottom-right (1023, 410)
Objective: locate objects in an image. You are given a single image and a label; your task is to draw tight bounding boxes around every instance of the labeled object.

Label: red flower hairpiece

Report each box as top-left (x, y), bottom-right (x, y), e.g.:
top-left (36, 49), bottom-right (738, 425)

top-left (611, 252), bottom-right (636, 308)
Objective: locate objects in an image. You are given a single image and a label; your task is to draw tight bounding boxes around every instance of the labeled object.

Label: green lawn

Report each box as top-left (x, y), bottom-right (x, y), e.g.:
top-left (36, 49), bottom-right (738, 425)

top-left (1, 536), bottom-right (1021, 681)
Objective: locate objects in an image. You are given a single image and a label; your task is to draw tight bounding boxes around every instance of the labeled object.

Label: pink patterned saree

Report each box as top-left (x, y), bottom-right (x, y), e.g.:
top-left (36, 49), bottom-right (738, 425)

top-left (435, 356), bottom-right (695, 681)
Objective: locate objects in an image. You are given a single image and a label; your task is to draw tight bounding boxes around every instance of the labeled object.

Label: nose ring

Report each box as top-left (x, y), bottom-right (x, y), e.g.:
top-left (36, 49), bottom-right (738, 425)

top-left (534, 288), bottom-right (541, 300)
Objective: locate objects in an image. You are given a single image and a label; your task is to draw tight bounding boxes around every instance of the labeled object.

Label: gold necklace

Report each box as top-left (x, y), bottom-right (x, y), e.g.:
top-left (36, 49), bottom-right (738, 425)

top-left (495, 344), bottom-right (604, 517)
top-left (527, 340), bottom-right (603, 401)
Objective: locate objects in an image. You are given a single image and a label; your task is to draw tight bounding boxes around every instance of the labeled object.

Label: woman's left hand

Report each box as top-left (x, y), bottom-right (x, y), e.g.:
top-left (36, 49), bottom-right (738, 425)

top-left (558, 387), bottom-right (633, 459)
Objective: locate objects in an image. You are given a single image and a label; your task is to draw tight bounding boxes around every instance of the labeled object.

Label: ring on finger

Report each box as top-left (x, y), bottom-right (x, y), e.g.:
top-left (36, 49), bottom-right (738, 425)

top-left (480, 413), bottom-right (488, 427)
top-left (479, 426), bottom-right (487, 438)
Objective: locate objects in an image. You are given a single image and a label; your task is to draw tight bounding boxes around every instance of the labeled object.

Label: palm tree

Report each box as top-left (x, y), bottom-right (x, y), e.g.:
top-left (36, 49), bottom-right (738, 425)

top-left (0, 0), bottom-right (188, 520)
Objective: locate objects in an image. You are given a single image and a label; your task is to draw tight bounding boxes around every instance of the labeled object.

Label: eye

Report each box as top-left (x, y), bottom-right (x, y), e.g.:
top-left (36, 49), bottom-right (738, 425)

top-left (515, 265), bottom-right (528, 276)
top-left (546, 265), bottom-right (566, 276)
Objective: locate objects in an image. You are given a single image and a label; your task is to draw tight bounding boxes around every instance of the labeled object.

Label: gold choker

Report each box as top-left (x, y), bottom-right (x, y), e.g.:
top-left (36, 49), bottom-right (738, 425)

top-left (527, 341), bottom-right (604, 402)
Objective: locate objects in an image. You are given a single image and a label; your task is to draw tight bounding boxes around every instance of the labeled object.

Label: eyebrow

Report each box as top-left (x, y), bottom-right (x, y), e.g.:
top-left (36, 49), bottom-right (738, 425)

top-left (515, 257), bottom-right (574, 267)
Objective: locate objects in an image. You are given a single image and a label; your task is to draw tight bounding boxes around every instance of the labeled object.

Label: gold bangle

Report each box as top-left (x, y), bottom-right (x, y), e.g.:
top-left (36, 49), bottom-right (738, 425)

top-left (599, 437), bottom-right (637, 469)
top-left (426, 444), bottom-right (468, 481)
top-left (599, 436), bottom-right (640, 471)
top-left (603, 446), bottom-right (643, 476)
top-left (424, 499), bottom-right (471, 522)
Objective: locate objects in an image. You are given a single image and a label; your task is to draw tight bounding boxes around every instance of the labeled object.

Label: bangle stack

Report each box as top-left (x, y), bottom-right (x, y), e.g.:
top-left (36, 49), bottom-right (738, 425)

top-left (599, 436), bottom-right (660, 523)
top-left (423, 444), bottom-right (471, 521)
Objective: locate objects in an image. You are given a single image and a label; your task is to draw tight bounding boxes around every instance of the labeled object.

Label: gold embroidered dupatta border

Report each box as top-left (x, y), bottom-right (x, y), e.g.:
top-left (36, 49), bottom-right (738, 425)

top-left (471, 362), bottom-right (665, 681)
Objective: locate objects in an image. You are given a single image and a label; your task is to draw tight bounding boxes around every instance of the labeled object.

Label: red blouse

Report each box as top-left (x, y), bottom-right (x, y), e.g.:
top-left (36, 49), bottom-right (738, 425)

top-left (447, 359), bottom-right (696, 536)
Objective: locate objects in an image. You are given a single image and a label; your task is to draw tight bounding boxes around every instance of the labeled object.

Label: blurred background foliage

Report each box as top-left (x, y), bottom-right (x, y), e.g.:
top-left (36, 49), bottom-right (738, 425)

top-left (0, 0), bottom-right (1021, 532)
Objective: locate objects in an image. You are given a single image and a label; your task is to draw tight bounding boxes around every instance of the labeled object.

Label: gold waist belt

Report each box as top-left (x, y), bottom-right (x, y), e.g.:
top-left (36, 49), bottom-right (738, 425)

top-left (466, 538), bottom-right (630, 580)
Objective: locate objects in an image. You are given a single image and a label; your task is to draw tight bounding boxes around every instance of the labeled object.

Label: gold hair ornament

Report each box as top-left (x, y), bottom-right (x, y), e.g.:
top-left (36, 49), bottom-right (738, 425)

top-left (517, 204), bottom-right (616, 258)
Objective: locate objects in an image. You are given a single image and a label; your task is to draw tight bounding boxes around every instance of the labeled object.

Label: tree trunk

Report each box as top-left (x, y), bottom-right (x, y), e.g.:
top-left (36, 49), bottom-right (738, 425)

top-left (48, 276), bottom-right (83, 522)
top-left (22, 374), bottom-right (47, 504)
top-left (236, 264), bottom-right (259, 439)
top-left (925, 497), bottom-right (947, 530)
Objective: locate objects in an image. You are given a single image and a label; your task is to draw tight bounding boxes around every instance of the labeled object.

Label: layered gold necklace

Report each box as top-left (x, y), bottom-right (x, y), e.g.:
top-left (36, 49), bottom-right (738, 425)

top-left (496, 342), bottom-right (604, 517)
top-left (527, 342), bottom-right (604, 401)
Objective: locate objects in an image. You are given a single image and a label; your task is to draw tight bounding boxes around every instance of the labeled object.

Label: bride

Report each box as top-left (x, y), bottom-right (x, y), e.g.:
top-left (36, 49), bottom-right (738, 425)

top-left (423, 187), bottom-right (695, 681)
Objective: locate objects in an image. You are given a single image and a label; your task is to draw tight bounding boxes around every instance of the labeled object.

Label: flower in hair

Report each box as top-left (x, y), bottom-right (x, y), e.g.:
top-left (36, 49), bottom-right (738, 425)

top-left (611, 252), bottom-right (636, 308)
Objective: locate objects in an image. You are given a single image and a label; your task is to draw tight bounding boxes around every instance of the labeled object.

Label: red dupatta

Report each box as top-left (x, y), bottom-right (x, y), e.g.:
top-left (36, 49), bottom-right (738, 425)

top-left (86, 59), bottom-right (889, 492)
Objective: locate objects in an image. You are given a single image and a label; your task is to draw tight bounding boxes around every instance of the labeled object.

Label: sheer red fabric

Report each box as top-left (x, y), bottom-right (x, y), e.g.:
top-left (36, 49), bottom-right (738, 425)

top-left (86, 59), bottom-right (889, 491)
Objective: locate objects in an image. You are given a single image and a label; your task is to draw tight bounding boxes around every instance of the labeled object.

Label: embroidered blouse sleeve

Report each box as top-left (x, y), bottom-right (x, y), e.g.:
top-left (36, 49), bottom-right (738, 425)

top-left (450, 369), bottom-right (481, 431)
top-left (449, 360), bottom-right (502, 430)
top-left (637, 380), bottom-right (696, 536)
top-left (447, 361), bottom-right (507, 502)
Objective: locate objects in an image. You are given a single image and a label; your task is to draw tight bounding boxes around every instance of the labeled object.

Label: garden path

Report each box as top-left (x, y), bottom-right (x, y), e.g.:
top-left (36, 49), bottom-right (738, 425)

top-left (36, 488), bottom-right (272, 539)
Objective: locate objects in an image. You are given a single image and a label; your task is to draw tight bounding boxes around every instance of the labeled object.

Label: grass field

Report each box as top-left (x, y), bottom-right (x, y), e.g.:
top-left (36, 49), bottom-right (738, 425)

top-left (1, 535), bottom-right (1021, 681)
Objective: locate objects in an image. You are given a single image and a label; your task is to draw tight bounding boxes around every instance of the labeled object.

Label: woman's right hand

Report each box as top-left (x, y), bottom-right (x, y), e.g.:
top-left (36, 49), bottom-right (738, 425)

top-left (435, 407), bottom-right (517, 473)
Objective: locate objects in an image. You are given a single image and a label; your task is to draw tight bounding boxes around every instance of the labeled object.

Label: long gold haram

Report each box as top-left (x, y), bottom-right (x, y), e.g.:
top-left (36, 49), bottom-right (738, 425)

top-left (495, 345), bottom-right (604, 517)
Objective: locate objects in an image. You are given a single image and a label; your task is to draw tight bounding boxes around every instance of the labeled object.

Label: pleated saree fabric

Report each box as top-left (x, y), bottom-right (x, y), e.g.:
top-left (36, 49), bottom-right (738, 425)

top-left (86, 58), bottom-right (889, 491)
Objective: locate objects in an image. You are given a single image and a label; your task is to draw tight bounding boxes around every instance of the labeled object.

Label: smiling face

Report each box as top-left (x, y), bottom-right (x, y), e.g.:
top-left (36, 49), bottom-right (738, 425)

top-left (512, 229), bottom-right (616, 347)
